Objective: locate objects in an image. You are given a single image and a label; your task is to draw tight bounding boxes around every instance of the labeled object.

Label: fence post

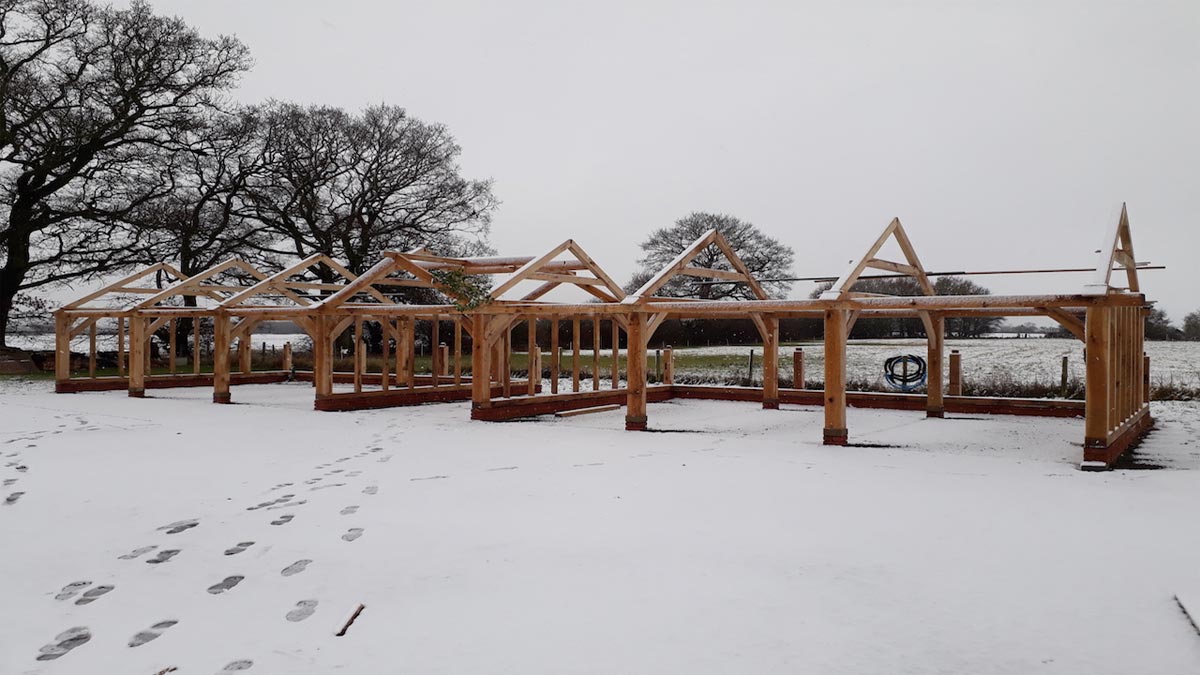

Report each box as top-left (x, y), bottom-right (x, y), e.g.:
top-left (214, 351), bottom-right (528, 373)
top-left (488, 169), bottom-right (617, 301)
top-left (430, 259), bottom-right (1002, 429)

top-left (1143, 354), bottom-right (1151, 404)
top-left (283, 342), bottom-right (293, 373)
top-left (746, 349), bottom-right (755, 386)
top-left (793, 348), bottom-right (804, 389)
top-left (663, 346), bottom-right (674, 385)
top-left (1060, 355), bottom-right (1069, 398)
top-left (948, 349), bottom-right (962, 396)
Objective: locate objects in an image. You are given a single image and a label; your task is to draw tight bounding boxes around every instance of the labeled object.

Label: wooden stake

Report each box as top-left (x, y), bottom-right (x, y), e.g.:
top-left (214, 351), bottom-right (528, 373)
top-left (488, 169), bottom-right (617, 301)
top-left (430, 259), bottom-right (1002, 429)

top-left (192, 317), bottom-right (200, 375)
top-left (949, 350), bottom-right (962, 396)
top-left (592, 316), bottom-right (601, 391)
top-left (283, 341), bottom-right (294, 373)
top-left (454, 319), bottom-right (463, 386)
top-left (527, 318), bottom-right (537, 396)
top-left (793, 348), bottom-right (804, 389)
top-left (88, 322), bottom-right (97, 378)
top-left (353, 318), bottom-right (364, 394)
top-left (663, 346), bottom-right (674, 385)
top-left (611, 320), bottom-right (620, 388)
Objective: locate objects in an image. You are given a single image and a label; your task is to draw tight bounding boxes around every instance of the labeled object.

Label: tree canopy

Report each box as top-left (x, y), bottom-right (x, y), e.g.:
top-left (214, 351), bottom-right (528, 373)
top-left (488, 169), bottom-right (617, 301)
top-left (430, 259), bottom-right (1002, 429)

top-left (626, 212), bottom-right (794, 300)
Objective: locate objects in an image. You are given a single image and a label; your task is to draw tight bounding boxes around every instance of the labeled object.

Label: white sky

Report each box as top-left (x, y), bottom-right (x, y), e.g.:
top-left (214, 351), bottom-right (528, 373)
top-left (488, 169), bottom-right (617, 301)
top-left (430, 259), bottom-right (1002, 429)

top-left (114, 0), bottom-right (1199, 320)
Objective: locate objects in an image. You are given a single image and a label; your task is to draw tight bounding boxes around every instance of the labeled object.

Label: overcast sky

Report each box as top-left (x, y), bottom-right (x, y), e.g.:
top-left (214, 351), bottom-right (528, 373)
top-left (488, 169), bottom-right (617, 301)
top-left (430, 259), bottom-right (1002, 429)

top-left (123, 0), bottom-right (1198, 320)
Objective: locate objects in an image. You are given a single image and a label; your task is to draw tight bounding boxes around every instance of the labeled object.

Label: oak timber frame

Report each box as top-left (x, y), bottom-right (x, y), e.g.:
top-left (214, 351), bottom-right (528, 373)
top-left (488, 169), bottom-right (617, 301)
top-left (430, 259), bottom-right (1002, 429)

top-left (53, 205), bottom-right (1154, 468)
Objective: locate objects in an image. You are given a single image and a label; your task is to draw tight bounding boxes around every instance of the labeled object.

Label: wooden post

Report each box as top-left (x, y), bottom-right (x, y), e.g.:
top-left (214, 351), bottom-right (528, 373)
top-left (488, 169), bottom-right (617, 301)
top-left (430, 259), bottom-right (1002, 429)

top-left (431, 316), bottom-right (441, 386)
top-left (550, 317), bottom-right (560, 394)
top-left (470, 315), bottom-right (492, 413)
top-left (168, 318), bottom-right (177, 375)
top-left (440, 344), bottom-right (450, 376)
top-left (572, 316), bottom-right (581, 392)
top-left (592, 316), bottom-right (601, 391)
top-left (406, 318), bottom-right (416, 390)
top-left (663, 346), bottom-right (674, 386)
top-left (380, 325), bottom-right (390, 392)
top-left (117, 316), bottom-right (126, 377)
top-left (88, 322), bottom-right (97, 378)
top-left (625, 313), bottom-right (648, 431)
top-left (212, 314), bottom-right (231, 403)
top-left (238, 335), bottom-right (251, 374)
top-left (762, 316), bottom-right (779, 409)
top-left (454, 319), bottom-right (463, 386)
top-left (283, 341), bottom-right (294, 373)
top-left (353, 318), bottom-right (364, 394)
top-left (1143, 354), bottom-right (1151, 404)
top-left (313, 314), bottom-right (333, 398)
top-left (1060, 355), bottom-right (1069, 399)
top-left (1084, 306), bottom-right (1111, 454)
top-left (527, 318), bottom-right (538, 396)
top-left (948, 350), bottom-right (962, 396)
top-left (502, 325), bottom-right (512, 397)
top-left (793, 348), bottom-right (804, 389)
top-left (54, 313), bottom-right (71, 386)
top-left (926, 314), bottom-right (944, 418)
top-left (611, 320), bottom-right (620, 388)
top-left (192, 317), bottom-right (200, 375)
top-left (129, 316), bottom-right (146, 398)
top-left (823, 309), bottom-right (848, 445)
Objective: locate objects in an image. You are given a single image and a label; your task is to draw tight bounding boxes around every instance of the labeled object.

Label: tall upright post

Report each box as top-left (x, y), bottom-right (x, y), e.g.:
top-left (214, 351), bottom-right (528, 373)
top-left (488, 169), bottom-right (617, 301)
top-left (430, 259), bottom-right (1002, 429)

top-left (454, 319), bottom-right (463, 386)
top-left (663, 346), bottom-right (674, 386)
top-left (762, 315), bottom-right (779, 409)
top-left (117, 316), bottom-right (126, 377)
top-left (926, 313), bottom-right (944, 418)
top-left (313, 314), bottom-right (333, 398)
top-left (625, 313), bottom-right (648, 431)
top-left (54, 313), bottom-right (71, 388)
top-left (431, 316), bottom-right (441, 386)
top-left (168, 318), bottom-right (177, 375)
top-left (527, 317), bottom-right (538, 396)
top-left (1084, 306), bottom-right (1111, 457)
top-left (88, 322), bottom-right (97, 378)
top-left (823, 309), bottom-right (848, 445)
top-left (212, 313), bottom-right (231, 403)
top-left (128, 315), bottom-right (146, 398)
top-left (610, 320), bottom-right (620, 388)
top-left (572, 316), bottom-right (581, 393)
top-left (283, 341), bottom-right (294, 374)
top-left (550, 317), bottom-right (560, 394)
top-left (238, 334), bottom-right (251, 374)
top-left (192, 316), bottom-right (200, 375)
top-left (470, 315), bottom-right (492, 415)
top-left (592, 316), bottom-right (601, 391)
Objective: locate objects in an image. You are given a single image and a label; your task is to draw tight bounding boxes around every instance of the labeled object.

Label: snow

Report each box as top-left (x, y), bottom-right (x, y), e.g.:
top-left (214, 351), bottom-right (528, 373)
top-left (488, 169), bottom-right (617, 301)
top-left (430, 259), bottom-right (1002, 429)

top-left (2, 381), bottom-right (1200, 674)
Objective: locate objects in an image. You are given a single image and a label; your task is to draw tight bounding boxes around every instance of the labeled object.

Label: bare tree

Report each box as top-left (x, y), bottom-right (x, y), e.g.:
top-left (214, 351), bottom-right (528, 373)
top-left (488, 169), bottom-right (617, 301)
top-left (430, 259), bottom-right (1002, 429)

top-left (626, 212), bottom-right (794, 300)
top-left (1184, 310), bottom-right (1200, 341)
top-left (245, 102), bottom-right (497, 284)
top-left (0, 0), bottom-right (250, 346)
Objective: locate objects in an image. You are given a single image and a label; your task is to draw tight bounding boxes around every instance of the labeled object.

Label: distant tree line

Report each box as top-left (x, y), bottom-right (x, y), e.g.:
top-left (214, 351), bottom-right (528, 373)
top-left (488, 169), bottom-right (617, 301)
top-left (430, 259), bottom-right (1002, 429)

top-left (0, 0), bottom-right (496, 348)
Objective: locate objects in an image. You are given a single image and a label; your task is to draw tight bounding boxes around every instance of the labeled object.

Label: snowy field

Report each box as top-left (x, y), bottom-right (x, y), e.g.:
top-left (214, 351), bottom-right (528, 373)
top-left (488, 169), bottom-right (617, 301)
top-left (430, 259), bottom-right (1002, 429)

top-left (13, 333), bottom-right (1200, 389)
top-left (2, 379), bottom-right (1200, 674)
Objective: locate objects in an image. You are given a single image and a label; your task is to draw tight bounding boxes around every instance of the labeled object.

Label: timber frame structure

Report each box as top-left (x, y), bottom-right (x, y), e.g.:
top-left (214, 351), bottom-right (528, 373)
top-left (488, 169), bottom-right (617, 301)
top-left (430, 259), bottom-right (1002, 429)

top-left (53, 204), bottom-right (1155, 469)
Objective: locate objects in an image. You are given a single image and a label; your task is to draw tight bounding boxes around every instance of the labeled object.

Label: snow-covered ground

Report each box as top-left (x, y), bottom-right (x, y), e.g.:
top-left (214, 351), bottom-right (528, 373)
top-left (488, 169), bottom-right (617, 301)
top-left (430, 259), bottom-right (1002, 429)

top-left (1, 380), bottom-right (1199, 674)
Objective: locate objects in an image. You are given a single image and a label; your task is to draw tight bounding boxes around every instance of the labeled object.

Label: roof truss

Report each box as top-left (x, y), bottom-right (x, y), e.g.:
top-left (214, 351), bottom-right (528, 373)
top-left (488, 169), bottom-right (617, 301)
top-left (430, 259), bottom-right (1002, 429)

top-left (1083, 203), bottom-right (1140, 295)
top-left (625, 229), bottom-right (768, 304)
top-left (819, 218), bottom-right (934, 300)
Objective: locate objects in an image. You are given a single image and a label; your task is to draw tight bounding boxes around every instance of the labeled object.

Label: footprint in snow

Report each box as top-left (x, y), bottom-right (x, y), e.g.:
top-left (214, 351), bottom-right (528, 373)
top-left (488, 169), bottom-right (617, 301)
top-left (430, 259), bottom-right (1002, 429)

top-left (286, 599), bottom-right (318, 622)
top-left (224, 541), bottom-right (254, 556)
top-left (362, 486), bottom-right (377, 495)
top-left (342, 528), bottom-right (364, 542)
top-left (55, 581), bottom-right (91, 601)
top-left (377, 455), bottom-right (392, 463)
top-left (2, 478), bottom-right (16, 486)
top-left (158, 519), bottom-right (199, 534)
top-left (346, 470), bottom-right (361, 477)
top-left (75, 585), bottom-right (114, 605)
top-left (207, 575), bottom-right (244, 595)
top-left (369, 447), bottom-right (382, 452)
top-left (340, 505), bottom-right (359, 515)
top-left (128, 620), bottom-right (178, 647)
top-left (36, 626), bottom-right (91, 661)
top-left (146, 549), bottom-right (180, 564)
top-left (487, 466), bottom-right (519, 472)
top-left (118, 545), bottom-right (157, 560)
top-left (271, 514), bottom-right (294, 526)
top-left (220, 660), bottom-right (254, 672)
top-left (4, 491), bottom-right (25, 505)
top-left (281, 560), bottom-right (311, 577)
top-left (411, 475), bottom-right (448, 481)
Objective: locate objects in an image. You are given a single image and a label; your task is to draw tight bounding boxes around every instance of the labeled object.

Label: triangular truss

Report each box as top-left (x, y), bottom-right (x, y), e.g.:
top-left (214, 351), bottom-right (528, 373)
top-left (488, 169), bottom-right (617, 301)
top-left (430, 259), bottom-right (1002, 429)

top-left (819, 218), bottom-right (933, 300)
top-left (61, 263), bottom-right (189, 310)
top-left (1083, 203), bottom-right (1141, 295)
top-left (221, 253), bottom-right (390, 309)
top-left (133, 258), bottom-right (269, 310)
top-left (624, 228), bottom-right (768, 304)
top-left (489, 240), bottom-right (627, 303)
